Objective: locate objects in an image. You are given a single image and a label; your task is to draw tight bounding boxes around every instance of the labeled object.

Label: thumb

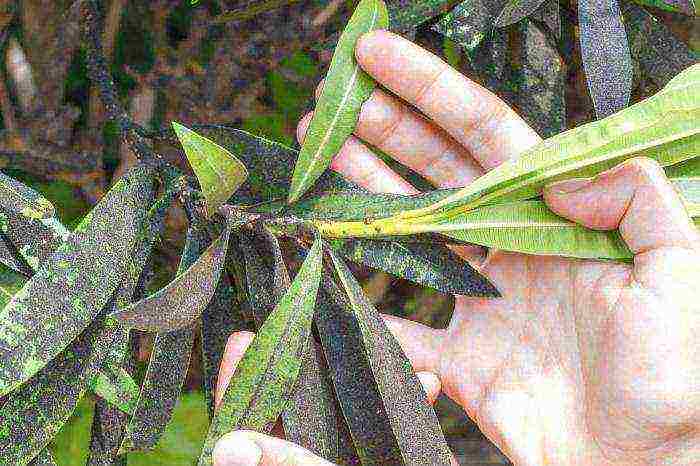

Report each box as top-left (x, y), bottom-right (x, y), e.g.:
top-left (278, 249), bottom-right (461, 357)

top-left (213, 430), bottom-right (335, 466)
top-left (543, 157), bottom-right (699, 254)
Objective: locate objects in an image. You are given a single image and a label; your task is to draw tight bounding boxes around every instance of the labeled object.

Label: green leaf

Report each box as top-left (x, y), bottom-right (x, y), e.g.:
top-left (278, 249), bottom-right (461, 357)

top-left (408, 65), bottom-right (700, 217)
top-left (321, 250), bottom-right (453, 465)
top-left (198, 235), bottom-right (323, 465)
top-left (109, 219), bottom-right (232, 332)
top-left (0, 164), bottom-right (155, 397)
top-left (579, 0), bottom-right (633, 118)
top-left (287, 0), bottom-right (389, 203)
top-left (0, 264), bottom-right (26, 308)
top-left (172, 121), bottom-right (248, 217)
top-left (327, 238), bottom-right (499, 295)
top-left (238, 229), bottom-right (358, 462)
top-left (495, 0), bottom-right (547, 27)
top-left (29, 449), bottom-right (57, 466)
top-left (389, 0), bottom-right (458, 34)
top-left (432, 0), bottom-right (506, 54)
top-left (89, 366), bottom-right (140, 415)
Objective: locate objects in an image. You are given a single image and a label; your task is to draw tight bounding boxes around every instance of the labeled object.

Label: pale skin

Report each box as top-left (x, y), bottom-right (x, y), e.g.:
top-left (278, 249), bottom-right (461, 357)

top-left (213, 31), bottom-right (700, 466)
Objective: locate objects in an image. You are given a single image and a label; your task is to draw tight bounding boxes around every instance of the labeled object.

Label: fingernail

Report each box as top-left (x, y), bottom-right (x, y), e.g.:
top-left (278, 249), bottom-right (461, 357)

top-left (547, 178), bottom-right (592, 194)
top-left (213, 434), bottom-right (262, 466)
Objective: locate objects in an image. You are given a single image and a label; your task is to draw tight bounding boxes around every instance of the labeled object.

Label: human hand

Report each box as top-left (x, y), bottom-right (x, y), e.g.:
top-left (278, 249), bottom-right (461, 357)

top-left (213, 30), bottom-right (700, 466)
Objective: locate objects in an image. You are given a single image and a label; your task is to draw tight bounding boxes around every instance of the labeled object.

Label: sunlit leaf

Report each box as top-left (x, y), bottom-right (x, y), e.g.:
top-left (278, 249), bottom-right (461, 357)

top-left (173, 121), bottom-right (248, 217)
top-left (318, 250), bottom-right (453, 465)
top-left (89, 366), bottom-right (140, 416)
top-left (389, 0), bottom-right (457, 34)
top-left (288, 0), bottom-right (389, 203)
top-left (198, 235), bottom-right (323, 465)
top-left (579, 0), bottom-right (633, 118)
top-left (0, 164), bottom-right (155, 397)
top-left (29, 448), bottom-right (57, 466)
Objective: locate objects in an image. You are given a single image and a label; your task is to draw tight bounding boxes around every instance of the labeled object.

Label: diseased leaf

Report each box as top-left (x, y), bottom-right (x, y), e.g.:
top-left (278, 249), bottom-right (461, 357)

top-left (212, 0), bottom-right (301, 23)
top-left (0, 164), bottom-right (155, 397)
top-left (173, 121), bottom-right (248, 217)
top-left (327, 238), bottom-right (499, 295)
top-left (0, 171), bottom-right (55, 220)
top-left (28, 449), bottom-right (57, 466)
top-left (404, 67), bottom-right (700, 216)
top-left (432, 0), bottom-right (506, 54)
top-left (319, 251), bottom-right (453, 465)
top-left (0, 265), bottom-right (26, 308)
top-left (495, 0), bottom-right (547, 27)
top-left (288, 0), bottom-right (389, 203)
top-left (623, 3), bottom-right (697, 88)
top-left (239, 229), bottom-right (357, 462)
top-left (0, 318), bottom-right (120, 465)
top-left (110, 220), bottom-right (232, 332)
top-left (633, 0), bottom-right (696, 15)
top-left (89, 366), bottom-right (140, 415)
top-left (119, 225), bottom-right (209, 453)
top-left (198, 235), bottom-right (323, 466)
top-left (530, 0), bottom-right (560, 37)
top-left (176, 126), bottom-right (354, 207)
top-left (388, 0), bottom-right (457, 34)
top-left (579, 0), bottom-right (633, 118)
top-left (513, 19), bottom-right (566, 137)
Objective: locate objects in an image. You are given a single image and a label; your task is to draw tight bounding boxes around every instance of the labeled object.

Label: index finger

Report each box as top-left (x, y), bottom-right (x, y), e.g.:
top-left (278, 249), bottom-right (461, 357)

top-left (355, 30), bottom-right (541, 169)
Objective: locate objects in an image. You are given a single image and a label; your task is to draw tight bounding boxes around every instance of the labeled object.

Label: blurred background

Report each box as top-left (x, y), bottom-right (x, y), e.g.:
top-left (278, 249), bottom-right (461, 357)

top-left (1, 0), bottom-right (696, 464)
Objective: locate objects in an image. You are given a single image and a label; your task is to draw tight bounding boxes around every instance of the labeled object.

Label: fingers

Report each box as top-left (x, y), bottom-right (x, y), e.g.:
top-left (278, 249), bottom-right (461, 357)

top-left (355, 30), bottom-right (541, 170)
top-left (296, 113), bottom-right (418, 194)
top-left (381, 314), bottom-right (445, 373)
top-left (215, 331), bottom-right (255, 408)
top-left (416, 371), bottom-right (442, 404)
top-left (214, 430), bottom-right (335, 466)
top-left (543, 158), bottom-right (699, 254)
top-left (314, 81), bottom-right (483, 187)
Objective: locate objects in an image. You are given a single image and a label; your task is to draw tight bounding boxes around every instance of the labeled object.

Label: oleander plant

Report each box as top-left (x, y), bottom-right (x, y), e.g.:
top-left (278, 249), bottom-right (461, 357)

top-left (0, 0), bottom-right (697, 465)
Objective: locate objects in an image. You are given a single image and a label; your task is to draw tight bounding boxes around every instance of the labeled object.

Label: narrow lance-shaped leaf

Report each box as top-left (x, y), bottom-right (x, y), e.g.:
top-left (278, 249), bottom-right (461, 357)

top-left (239, 229), bottom-right (358, 462)
top-left (173, 121), bottom-right (248, 217)
top-left (0, 264), bottom-right (26, 308)
top-left (530, 0), bottom-right (560, 38)
top-left (632, 0), bottom-right (696, 15)
top-left (0, 171), bottom-right (54, 220)
top-left (28, 449), bottom-right (57, 466)
top-left (623, 3), bottom-right (697, 88)
top-left (198, 235), bottom-right (324, 466)
top-left (88, 366), bottom-right (140, 416)
top-left (322, 250), bottom-right (453, 465)
top-left (432, 0), bottom-right (507, 54)
top-left (579, 0), bottom-right (633, 118)
top-left (0, 164), bottom-right (155, 397)
top-left (494, 0), bottom-right (548, 27)
top-left (109, 219), bottom-right (233, 332)
top-left (119, 225), bottom-right (210, 453)
top-left (287, 0), bottom-right (389, 203)
top-left (388, 0), bottom-right (457, 34)
top-left (397, 65), bottom-right (700, 218)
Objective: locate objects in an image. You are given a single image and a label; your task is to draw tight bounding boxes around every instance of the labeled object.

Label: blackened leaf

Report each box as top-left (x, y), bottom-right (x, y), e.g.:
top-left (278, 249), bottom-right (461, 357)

top-left (198, 235), bottom-right (323, 466)
top-left (0, 164), bottom-right (155, 397)
top-left (0, 265), bottom-right (26, 308)
top-left (0, 172), bottom-right (54, 220)
top-left (172, 122), bottom-right (248, 218)
top-left (633, 0), bottom-right (696, 15)
top-left (200, 271), bottom-right (246, 419)
top-left (89, 366), bottom-right (139, 415)
top-left (239, 229), bottom-right (357, 462)
top-left (432, 0), bottom-right (507, 54)
top-left (288, 0), bottom-right (389, 203)
top-left (328, 238), bottom-right (498, 296)
top-left (388, 0), bottom-right (458, 34)
top-left (530, 0), bottom-right (560, 38)
top-left (0, 319), bottom-right (119, 465)
top-left (495, 0), bottom-right (547, 27)
top-left (623, 3), bottom-right (697, 89)
top-left (88, 400), bottom-right (128, 466)
top-left (579, 0), bottom-right (633, 118)
top-left (181, 126), bottom-right (354, 208)
top-left (318, 254), bottom-right (453, 465)
top-left (28, 449), bottom-right (57, 466)
top-left (119, 225), bottom-right (209, 453)
top-left (110, 221), bottom-right (232, 332)
top-left (513, 20), bottom-right (566, 137)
